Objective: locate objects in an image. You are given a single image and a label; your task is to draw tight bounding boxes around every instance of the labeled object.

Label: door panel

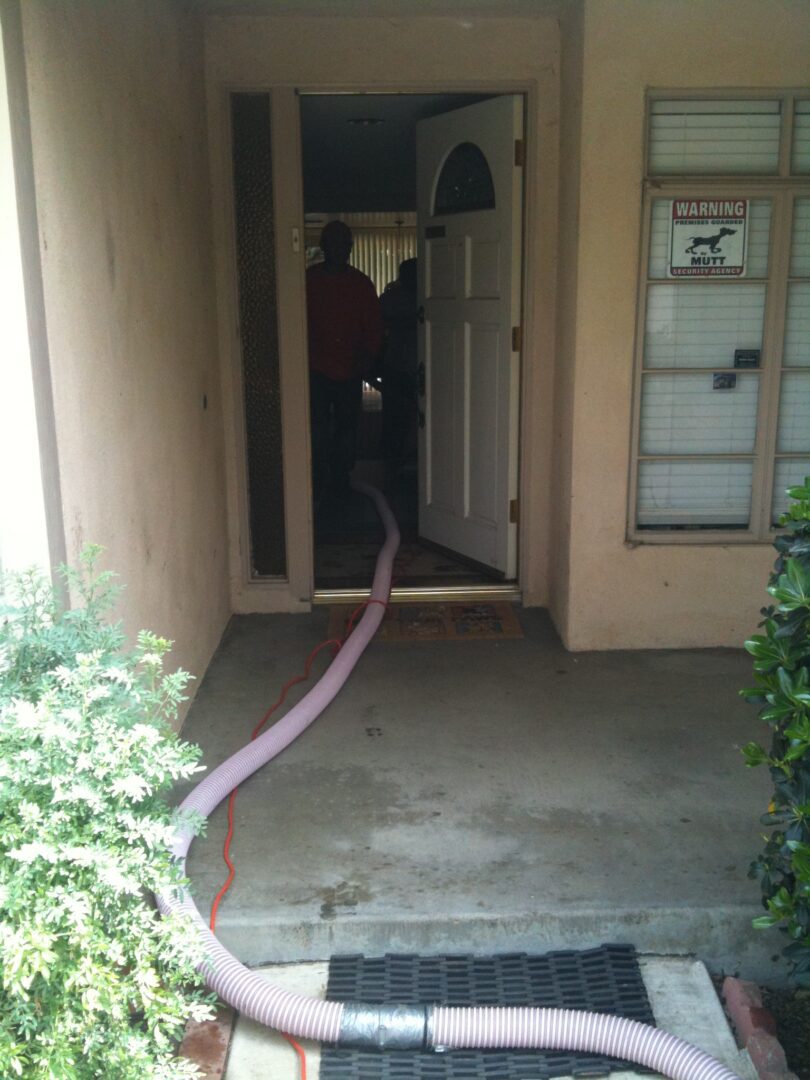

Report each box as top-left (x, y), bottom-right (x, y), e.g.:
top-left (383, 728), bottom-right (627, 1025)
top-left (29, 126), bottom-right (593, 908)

top-left (468, 324), bottom-right (500, 525)
top-left (427, 319), bottom-right (458, 511)
top-left (468, 238), bottom-right (501, 298)
top-left (416, 95), bottom-right (523, 577)
top-left (427, 240), bottom-right (460, 299)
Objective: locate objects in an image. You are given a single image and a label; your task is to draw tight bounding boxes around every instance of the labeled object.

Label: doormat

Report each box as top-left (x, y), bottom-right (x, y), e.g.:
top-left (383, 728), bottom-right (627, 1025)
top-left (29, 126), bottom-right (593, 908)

top-left (320, 944), bottom-right (655, 1080)
top-left (328, 601), bottom-right (523, 642)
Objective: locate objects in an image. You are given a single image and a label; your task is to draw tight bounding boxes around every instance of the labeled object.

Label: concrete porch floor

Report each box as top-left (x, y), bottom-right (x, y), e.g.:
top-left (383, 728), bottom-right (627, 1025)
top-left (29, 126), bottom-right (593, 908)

top-left (178, 607), bottom-right (781, 982)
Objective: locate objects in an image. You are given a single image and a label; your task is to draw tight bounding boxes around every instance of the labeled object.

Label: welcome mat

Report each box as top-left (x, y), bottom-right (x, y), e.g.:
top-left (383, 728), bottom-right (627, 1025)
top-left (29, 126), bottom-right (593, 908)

top-left (320, 945), bottom-right (655, 1080)
top-left (327, 601), bottom-right (523, 642)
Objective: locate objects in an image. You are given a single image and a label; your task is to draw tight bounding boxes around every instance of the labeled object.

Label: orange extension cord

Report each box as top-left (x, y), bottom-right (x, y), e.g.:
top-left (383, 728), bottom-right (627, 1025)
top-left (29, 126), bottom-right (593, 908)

top-left (208, 597), bottom-right (391, 1079)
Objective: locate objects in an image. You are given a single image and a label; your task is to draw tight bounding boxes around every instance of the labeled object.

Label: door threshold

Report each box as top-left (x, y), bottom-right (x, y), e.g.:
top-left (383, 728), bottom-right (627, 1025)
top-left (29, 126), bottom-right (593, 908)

top-left (313, 584), bottom-right (521, 604)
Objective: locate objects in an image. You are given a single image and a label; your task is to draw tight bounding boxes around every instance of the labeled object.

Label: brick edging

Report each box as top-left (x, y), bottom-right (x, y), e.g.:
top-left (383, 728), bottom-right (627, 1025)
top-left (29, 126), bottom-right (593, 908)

top-left (722, 976), bottom-right (798, 1080)
top-left (179, 1007), bottom-right (236, 1079)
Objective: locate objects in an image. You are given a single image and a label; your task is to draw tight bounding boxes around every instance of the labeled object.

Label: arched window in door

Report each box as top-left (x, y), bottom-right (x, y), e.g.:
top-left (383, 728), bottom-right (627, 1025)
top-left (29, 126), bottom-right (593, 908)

top-left (433, 142), bottom-right (495, 215)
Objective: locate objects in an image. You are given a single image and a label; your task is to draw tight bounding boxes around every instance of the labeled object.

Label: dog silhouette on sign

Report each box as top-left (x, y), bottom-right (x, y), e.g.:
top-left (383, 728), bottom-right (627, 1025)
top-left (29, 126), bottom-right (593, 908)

top-left (685, 227), bottom-right (736, 254)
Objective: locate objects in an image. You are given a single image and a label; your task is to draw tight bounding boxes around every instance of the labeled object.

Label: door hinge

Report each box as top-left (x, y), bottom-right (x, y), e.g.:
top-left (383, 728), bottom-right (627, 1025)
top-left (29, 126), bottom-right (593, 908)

top-left (514, 138), bottom-right (525, 167)
top-left (509, 498), bottom-right (519, 524)
top-left (511, 325), bottom-right (522, 352)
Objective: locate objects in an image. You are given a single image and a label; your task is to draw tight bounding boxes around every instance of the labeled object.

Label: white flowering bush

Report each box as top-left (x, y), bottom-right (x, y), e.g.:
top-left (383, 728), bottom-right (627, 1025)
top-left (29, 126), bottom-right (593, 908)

top-left (0, 548), bottom-right (215, 1078)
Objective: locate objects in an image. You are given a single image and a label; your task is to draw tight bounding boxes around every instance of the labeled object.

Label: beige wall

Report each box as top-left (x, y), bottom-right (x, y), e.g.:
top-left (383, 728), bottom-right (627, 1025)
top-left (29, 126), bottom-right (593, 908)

top-left (20, 1), bottom-right (230, 716)
top-left (561, 0), bottom-right (810, 649)
top-left (205, 12), bottom-right (562, 611)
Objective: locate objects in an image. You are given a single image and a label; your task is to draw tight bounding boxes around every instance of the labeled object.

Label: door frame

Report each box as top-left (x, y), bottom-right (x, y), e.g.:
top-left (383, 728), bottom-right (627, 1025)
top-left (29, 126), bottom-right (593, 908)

top-left (210, 78), bottom-right (549, 613)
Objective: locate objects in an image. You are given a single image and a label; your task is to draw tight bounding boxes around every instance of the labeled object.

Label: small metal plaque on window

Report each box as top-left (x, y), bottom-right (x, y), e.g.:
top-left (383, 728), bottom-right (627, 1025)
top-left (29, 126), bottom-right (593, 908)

top-left (713, 372), bottom-right (737, 390)
top-left (734, 349), bottom-right (761, 368)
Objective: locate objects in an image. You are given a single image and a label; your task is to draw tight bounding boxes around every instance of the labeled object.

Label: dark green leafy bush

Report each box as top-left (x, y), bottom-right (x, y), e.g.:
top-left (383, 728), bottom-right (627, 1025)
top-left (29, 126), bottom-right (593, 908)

top-left (0, 549), bottom-right (214, 1077)
top-left (742, 479), bottom-right (810, 987)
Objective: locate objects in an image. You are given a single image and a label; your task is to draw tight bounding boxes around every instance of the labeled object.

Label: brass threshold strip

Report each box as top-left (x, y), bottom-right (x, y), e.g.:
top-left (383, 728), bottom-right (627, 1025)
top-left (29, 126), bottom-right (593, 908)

top-left (313, 584), bottom-right (521, 605)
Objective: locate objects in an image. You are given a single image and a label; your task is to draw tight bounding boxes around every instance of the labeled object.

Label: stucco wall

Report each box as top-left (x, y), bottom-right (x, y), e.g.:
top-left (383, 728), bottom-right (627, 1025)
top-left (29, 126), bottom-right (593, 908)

top-left (20, 1), bottom-right (230, 715)
top-left (563, 0), bottom-right (810, 649)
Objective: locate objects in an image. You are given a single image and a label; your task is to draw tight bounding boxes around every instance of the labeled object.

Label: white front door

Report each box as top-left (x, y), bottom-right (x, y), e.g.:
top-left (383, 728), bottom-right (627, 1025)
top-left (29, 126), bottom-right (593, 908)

top-left (416, 95), bottom-right (523, 579)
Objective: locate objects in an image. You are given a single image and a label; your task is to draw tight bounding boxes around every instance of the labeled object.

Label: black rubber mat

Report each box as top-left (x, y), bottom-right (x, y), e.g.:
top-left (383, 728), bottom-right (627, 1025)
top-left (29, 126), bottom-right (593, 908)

top-left (320, 944), bottom-right (655, 1080)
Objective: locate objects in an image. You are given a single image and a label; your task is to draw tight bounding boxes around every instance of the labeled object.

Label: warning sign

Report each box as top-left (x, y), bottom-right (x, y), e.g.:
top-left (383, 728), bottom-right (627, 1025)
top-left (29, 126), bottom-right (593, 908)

top-left (668, 199), bottom-right (748, 277)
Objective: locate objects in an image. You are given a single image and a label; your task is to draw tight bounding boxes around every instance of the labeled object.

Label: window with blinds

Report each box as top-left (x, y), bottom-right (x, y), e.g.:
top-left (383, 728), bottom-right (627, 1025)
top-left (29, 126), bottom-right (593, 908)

top-left (631, 93), bottom-right (810, 540)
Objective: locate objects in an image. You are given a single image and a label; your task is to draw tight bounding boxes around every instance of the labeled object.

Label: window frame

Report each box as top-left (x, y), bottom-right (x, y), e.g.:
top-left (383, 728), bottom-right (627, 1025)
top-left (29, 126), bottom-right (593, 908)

top-left (627, 90), bottom-right (810, 545)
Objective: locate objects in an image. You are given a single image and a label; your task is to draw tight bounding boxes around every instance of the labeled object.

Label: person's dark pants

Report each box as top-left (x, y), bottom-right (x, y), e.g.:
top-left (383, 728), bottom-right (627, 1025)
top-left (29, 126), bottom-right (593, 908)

top-left (309, 371), bottom-right (362, 499)
top-left (382, 370), bottom-right (417, 467)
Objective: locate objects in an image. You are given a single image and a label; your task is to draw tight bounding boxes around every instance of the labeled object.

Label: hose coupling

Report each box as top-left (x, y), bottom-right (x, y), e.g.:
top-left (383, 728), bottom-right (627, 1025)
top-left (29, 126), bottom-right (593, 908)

top-left (337, 1002), bottom-right (432, 1050)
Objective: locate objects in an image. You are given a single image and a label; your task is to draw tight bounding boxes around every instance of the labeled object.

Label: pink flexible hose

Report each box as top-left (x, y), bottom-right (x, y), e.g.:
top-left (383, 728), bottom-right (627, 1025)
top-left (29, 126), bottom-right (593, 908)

top-left (158, 483), bottom-right (744, 1080)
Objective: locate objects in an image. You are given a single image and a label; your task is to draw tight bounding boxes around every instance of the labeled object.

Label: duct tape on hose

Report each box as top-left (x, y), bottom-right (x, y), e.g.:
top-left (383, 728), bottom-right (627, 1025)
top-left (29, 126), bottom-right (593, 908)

top-left (337, 1003), bottom-right (431, 1051)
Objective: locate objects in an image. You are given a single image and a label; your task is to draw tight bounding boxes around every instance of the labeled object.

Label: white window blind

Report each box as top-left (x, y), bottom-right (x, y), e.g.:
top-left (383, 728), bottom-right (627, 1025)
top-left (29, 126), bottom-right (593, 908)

top-left (790, 198), bottom-right (810, 277)
top-left (648, 199), bottom-right (771, 279)
top-left (794, 100), bottom-right (810, 174)
top-left (638, 460), bottom-right (752, 527)
top-left (640, 373), bottom-right (759, 455)
top-left (350, 228), bottom-right (416, 296)
top-left (649, 99), bottom-right (781, 175)
top-left (643, 283), bottom-right (766, 369)
top-left (784, 283), bottom-right (810, 365)
top-left (637, 228), bottom-right (768, 527)
top-left (776, 373), bottom-right (810, 452)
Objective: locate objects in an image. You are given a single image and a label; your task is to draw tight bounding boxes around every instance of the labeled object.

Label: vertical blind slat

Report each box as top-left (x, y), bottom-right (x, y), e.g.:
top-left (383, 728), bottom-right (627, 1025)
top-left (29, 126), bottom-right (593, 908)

top-left (349, 229), bottom-right (417, 296)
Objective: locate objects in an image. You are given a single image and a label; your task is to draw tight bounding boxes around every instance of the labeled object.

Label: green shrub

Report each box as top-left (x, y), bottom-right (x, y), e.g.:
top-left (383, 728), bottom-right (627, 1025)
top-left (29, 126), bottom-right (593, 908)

top-left (741, 478), bottom-right (810, 987)
top-left (0, 548), bottom-right (214, 1077)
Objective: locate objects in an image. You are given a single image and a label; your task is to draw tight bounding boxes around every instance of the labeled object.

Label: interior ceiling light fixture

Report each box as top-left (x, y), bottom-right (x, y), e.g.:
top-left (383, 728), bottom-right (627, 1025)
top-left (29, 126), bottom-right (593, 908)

top-left (347, 117), bottom-right (385, 127)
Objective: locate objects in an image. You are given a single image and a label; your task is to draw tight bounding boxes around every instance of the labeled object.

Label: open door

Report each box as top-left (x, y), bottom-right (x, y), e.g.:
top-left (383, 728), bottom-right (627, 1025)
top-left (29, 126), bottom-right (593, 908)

top-left (416, 95), bottom-right (523, 579)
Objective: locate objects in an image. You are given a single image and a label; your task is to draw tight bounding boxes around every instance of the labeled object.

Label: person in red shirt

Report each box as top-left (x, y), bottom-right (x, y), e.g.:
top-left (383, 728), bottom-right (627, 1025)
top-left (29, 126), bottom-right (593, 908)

top-left (306, 221), bottom-right (383, 501)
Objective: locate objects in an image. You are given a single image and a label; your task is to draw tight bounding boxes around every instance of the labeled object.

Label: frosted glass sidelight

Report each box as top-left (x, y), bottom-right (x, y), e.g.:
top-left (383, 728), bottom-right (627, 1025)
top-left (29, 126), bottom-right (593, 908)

top-left (231, 93), bottom-right (286, 577)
